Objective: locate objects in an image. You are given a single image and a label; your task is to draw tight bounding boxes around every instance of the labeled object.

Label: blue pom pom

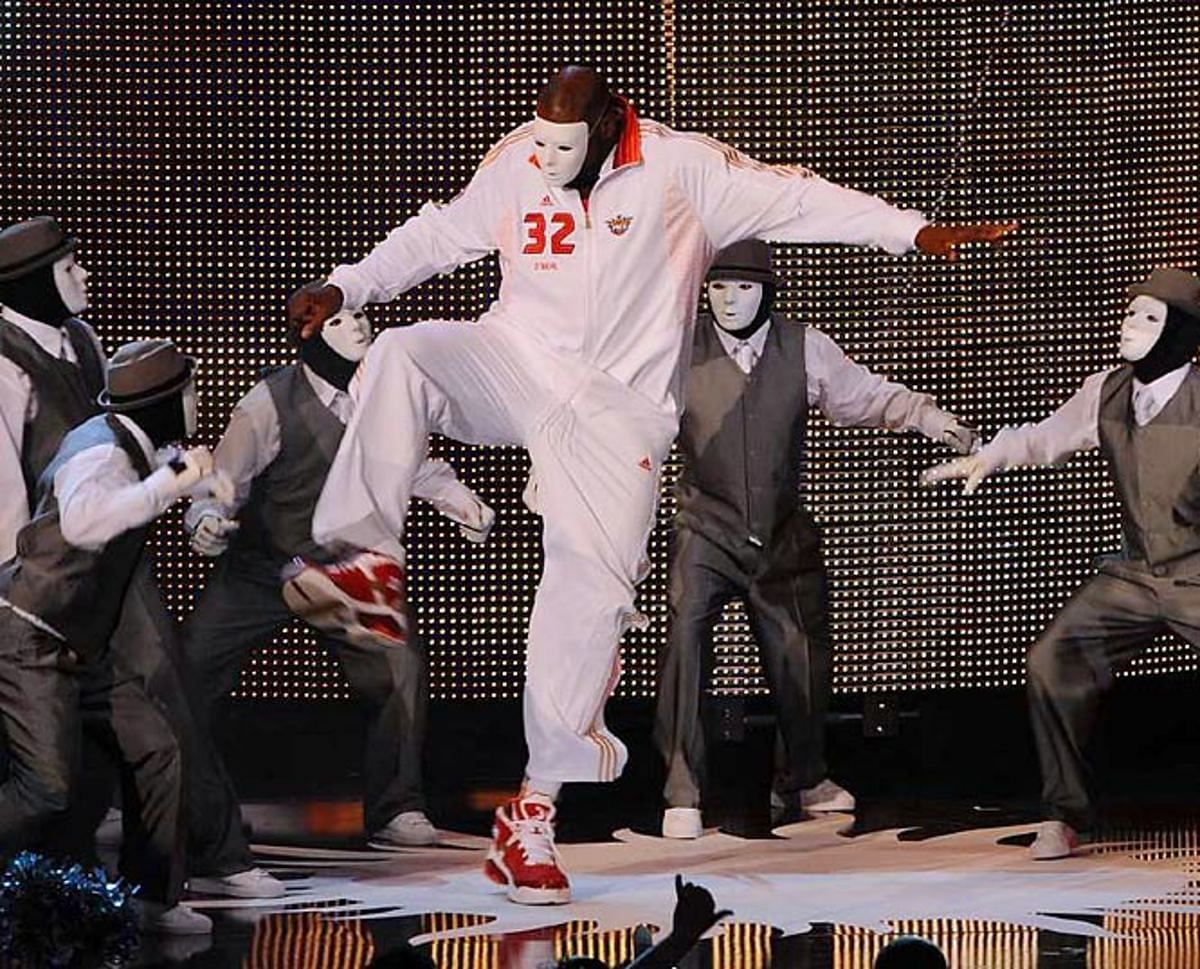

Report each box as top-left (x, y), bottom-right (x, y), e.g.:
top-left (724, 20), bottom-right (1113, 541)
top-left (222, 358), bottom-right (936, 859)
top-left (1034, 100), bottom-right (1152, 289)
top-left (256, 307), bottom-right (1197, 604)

top-left (0, 851), bottom-right (139, 967)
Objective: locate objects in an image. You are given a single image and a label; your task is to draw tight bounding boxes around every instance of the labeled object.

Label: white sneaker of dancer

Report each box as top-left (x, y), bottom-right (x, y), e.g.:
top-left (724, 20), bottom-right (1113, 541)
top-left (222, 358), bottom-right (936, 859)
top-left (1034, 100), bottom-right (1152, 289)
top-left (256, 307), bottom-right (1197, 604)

top-left (1029, 820), bottom-right (1079, 860)
top-left (369, 811), bottom-right (439, 849)
top-left (661, 807), bottom-right (703, 840)
top-left (188, 866), bottom-right (286, 898)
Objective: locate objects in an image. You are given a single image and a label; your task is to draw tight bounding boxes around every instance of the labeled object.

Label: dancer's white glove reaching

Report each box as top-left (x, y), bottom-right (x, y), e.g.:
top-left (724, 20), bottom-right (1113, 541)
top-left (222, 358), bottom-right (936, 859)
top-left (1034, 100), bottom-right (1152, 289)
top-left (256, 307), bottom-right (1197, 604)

top-left (941, 417), bottom-right (980, 455)
top-left (191, 512), bottom-right (240, 556)
top-left (154, 447), bottom-right (235, 506)
top-left (458, 498), bottom-right (496, 544)
top-left (920, 450), bottom-right (1001, 494)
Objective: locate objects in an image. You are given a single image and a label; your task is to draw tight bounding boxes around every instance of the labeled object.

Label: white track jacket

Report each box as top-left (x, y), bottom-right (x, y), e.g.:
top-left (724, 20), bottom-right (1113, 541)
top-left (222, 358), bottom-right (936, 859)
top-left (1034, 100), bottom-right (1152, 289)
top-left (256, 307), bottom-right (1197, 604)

top-left (329, 100), bottom-right (927, 418)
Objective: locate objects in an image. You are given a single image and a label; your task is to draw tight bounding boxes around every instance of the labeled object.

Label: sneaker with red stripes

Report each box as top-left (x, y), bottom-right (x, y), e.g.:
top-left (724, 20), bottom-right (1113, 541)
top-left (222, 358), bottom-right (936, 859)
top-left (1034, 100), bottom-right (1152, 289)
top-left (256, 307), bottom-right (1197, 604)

top-left (484, 794), bottom-right (571, 905)
top-left (282, 551), bottom-right (408, 647)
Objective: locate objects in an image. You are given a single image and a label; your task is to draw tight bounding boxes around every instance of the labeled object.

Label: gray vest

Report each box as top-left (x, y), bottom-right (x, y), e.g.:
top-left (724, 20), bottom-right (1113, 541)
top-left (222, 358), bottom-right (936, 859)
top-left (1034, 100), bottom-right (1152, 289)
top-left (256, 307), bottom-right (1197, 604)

top-left (233, 364), bottom-right (345, 564)
top-left (1098, 364), bottom-right (1200, 575)
top-left (0, 316), bottom-right (105, 510)
top-left (676, 315), bottom-right (820, 563)
top-left (0, 414), bottom-right (153, 660)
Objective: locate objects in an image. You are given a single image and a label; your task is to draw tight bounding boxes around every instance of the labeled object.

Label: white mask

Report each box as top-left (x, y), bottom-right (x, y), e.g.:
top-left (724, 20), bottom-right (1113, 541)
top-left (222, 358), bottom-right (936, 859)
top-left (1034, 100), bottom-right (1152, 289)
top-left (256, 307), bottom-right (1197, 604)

top-left (322, 309), bottom-right (372, 362)
top-left (532, 115), bottom-right (592, 188)
top-left (707, 279), bottom-right (764, 332)
top-left (1120, 294), bottom-right (1168, 362)
top-left (181, 380), bottom-right (197, 438)
top-left (53, 254), bottom-right (90, 315)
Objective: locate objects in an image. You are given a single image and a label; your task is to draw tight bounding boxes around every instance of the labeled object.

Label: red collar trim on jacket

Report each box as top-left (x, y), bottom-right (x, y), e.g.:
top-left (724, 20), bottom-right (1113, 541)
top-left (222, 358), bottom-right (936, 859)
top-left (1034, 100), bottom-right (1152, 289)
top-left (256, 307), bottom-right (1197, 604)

top-left (612, 96), bottom-right (642, 168)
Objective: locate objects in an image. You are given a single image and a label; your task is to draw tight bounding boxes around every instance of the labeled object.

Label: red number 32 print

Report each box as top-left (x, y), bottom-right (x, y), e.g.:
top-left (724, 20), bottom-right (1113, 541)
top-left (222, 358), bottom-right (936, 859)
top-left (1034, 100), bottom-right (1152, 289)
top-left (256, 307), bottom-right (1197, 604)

top-left (522, 212), bottom-right (576, 255)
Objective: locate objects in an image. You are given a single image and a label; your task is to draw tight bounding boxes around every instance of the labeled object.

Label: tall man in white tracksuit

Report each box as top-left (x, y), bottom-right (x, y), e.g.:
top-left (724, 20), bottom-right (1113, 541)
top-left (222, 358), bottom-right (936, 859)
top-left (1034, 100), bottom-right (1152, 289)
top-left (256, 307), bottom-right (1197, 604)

top-left (284, 65), bottom-right (1016, 904)
top-left (182, 309), bottom-right (493, 857)
top-left (924, 267), bottom-right (1200, 862)
top-left (655, 240), bottom-right (978, 840)
top-left (0, 339), bottom-right (230, 935)
top-left (0, 218), bottom-right (282, 903)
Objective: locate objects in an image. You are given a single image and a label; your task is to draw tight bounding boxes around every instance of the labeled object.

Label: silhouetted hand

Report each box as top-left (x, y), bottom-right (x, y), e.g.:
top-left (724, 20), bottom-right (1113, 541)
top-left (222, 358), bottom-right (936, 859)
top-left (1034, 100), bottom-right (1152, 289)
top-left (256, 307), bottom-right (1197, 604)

top-left (670, 874), bottom-right (732, 942)
top-left (915, 221), bottom-right (1018, 262)
top-left (287, 280), bottom-right (344, 340)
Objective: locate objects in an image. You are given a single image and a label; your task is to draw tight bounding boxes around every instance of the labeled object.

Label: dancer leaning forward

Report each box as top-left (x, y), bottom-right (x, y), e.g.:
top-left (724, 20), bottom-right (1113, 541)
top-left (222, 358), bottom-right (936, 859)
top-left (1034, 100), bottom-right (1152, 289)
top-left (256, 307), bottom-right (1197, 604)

top-left (924, 267), bottom-right (1200, 860)
top-left (283, 65), bottom-right (1016, 904)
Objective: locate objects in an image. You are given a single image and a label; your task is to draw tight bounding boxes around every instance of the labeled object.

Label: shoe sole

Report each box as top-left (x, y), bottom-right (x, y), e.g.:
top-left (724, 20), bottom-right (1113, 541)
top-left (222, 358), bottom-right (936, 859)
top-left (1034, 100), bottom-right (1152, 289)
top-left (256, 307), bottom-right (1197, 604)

top-left (368, 836), bottom-right (439, 851)
top-left (801, 801), bottom-right (856, 813)
top-left (283, 568), bottom-right (407, 645)
top-left (483, 855), bottom-right (570, 905)
top-left (1030, 845), bottom-right (1075, 861)
top-left (187, 877), bottom-right (286, 899)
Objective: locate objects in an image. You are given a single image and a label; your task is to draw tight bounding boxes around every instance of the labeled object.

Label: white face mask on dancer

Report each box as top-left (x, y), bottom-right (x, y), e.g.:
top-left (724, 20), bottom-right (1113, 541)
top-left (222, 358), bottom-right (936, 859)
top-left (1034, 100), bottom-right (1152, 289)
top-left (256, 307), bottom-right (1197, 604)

top-left (707, 279), bottom-right (764, 332)
top-left (1120, 294), bottom-right (1168, 362)
top-left (532, 115), bottom-right (596, 188)
top-left (322, 309), bottom-right (372, 362)
top-left (53, 254), bottom-right (90, 315)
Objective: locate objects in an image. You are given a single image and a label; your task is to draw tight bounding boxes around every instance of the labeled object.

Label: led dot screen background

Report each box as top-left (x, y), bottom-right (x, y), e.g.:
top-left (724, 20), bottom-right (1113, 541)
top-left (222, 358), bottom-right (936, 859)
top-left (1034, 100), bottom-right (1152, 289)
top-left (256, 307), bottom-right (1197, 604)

top-left (4, 2), bottom-right (1198, 700)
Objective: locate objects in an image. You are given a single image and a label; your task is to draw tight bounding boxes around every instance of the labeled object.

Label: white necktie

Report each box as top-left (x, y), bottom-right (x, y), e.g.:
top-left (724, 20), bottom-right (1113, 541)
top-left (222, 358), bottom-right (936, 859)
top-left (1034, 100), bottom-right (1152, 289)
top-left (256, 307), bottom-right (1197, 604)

top-left (1132, 386), bottom-right (1157, 426)
top-left (733, 341), bottom-right (756, 374)
top-left (330, 392), bottom-right (354, 423)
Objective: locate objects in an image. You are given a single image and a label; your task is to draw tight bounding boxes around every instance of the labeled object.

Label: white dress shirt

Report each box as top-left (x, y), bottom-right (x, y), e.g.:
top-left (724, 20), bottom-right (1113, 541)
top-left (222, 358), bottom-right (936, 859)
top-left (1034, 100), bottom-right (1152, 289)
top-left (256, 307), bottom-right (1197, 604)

top-left (185, 363), bottom-right (487, 533)
top-left (0, 305), bottom-right (106, 561)
top-left (712, 319), bottom-right (955, 439)
top-left (978, 362), bottom-right (1192, 471)
top-left (53, 414), bottom-right (182, 551)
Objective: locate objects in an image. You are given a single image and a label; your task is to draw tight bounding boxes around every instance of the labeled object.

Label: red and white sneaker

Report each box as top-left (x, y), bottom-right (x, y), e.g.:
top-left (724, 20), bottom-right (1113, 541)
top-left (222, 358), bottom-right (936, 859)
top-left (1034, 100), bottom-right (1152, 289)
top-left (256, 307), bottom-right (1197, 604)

top-left (484, 794), bottom-right (571, 905)
top-left (282, 551), bottom-right (408, 647)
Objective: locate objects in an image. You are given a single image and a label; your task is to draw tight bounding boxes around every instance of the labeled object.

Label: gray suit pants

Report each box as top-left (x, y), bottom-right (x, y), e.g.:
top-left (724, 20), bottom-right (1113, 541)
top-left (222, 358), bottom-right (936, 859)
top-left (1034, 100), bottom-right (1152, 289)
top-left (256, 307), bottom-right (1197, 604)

top-left (1029, 564), bottom-right (1200, 831)
top-left (654, 526), bottom-right (832, 808)
top-left (0, 564), bottom-right (196, 904)
top-left (181, 550), bottom-right (428, 836)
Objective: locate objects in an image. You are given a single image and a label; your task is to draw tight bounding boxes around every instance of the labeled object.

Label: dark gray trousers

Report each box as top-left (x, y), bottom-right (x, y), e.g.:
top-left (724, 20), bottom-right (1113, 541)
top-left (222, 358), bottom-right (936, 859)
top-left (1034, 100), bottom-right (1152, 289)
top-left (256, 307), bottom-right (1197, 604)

top-left (1028, 564), bottom-right (1200, 831)
top-left (0, 565), bottom-right (193, 904)
top-left (181, 550), bottom-right (428, 836)
top-left (654, 526), bottom-right (832, 808)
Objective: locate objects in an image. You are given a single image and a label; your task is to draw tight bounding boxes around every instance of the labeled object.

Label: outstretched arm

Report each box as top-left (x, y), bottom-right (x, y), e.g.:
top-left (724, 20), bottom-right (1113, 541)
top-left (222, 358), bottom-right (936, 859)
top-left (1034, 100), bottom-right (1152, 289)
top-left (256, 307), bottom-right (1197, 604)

top-left (412, 457), bottom-right (495, 543)
top-left (678, 134), bottom-right (1016, 258)
top-left (922, 368), bottom-right (1113, 493)
top-left (807, 328), bottom-right (976, 451)
top-left (290, 137), bottom-right (513, 339)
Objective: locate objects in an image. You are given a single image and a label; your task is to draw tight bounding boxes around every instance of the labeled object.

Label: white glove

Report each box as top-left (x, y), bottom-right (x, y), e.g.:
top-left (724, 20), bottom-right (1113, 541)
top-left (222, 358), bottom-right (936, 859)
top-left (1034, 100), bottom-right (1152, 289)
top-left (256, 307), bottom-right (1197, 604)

top-left (191, 468), bottom-right (235, 506)
top-left (941, 417), bottom-right (980, 455)
top-left (151, 446), bottom-right (215, 504)
top-left (459, 499), bottom-right (496, 544)
top-left (190, 512), bottom-right (239, 557)
top-left (920, 451), bottom-right (999, 494)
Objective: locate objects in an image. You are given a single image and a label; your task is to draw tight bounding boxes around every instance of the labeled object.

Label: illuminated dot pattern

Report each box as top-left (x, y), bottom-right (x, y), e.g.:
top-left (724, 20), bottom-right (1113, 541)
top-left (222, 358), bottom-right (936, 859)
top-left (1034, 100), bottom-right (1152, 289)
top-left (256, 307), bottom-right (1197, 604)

top-left (4, 3), bottom-right (1198, 700)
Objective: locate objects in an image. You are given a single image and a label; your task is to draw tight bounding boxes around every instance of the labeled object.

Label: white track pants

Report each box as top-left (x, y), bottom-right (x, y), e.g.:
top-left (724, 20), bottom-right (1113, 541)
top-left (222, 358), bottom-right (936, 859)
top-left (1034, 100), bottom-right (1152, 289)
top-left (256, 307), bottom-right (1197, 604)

top-left (313, 321), bottom-right (677, 783)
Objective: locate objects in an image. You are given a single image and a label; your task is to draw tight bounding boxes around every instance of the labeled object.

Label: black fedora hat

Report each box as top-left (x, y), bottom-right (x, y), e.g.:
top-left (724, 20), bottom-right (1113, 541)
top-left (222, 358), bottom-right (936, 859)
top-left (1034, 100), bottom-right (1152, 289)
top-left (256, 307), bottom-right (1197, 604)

top-left (706, 239), bottom-right (778, 286)
top-left (0, 217), bottom-right (77, 282)
top-left (99, 339), bottom-right (197, 411)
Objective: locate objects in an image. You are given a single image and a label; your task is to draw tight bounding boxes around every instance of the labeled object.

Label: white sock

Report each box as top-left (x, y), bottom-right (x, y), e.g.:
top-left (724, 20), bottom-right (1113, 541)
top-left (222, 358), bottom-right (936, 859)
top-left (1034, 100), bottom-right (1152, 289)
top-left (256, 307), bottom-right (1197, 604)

top-left (521, 777), bottom-right (561, 801)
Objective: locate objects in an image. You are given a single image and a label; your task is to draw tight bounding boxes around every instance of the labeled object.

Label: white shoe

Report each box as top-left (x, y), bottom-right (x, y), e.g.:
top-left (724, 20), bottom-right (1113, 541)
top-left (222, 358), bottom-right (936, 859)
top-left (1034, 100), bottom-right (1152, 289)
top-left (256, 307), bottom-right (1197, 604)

top-left (95, 806), bottom-right (123, 847)
top-left (137, 901), bottom-right (213, 936)
top-left (1030, 820), bottom-right (1079, 860)
top-left (188, 866), bottom-right (286, 898)
top-left (369, 810), bottom-right (439, 849)
top-left (662, 807), bottom-right (703, 840)
top-left (799, 779), bottom-right (856, 813)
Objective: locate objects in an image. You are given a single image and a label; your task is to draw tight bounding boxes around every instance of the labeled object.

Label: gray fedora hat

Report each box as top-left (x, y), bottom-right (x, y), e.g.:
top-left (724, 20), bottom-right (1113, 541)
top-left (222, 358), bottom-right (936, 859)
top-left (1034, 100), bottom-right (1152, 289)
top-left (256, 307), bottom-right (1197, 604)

top-left (1128, 266), bottom-right (1200, 320)
top-left (99, 339), bottom-right (196, 411)
top-left (0, 217), bottom-right (77, 282)
top-left (706, 239), bottom-right (778, 286)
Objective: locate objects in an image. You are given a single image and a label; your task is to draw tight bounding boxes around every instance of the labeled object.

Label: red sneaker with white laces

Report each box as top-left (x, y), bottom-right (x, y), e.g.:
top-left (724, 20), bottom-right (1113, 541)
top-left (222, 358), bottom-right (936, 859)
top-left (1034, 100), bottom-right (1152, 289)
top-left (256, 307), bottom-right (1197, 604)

top-left (484, 793), bottom-right (571, 905)
top-left (282, 551), bottom-right (408, 647)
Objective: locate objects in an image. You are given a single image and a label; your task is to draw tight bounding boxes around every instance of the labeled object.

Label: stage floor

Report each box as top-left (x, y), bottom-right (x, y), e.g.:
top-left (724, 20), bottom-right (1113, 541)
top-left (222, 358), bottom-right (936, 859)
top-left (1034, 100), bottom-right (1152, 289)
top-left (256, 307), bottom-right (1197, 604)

top-left (132, 796), bottom-right (1200, 968)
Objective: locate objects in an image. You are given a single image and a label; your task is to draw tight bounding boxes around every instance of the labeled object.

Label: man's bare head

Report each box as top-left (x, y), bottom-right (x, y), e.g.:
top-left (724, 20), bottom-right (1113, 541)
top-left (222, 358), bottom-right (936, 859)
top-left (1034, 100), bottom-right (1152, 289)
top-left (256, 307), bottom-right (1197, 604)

top-left (536, 66), bottom-right (612, 126)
